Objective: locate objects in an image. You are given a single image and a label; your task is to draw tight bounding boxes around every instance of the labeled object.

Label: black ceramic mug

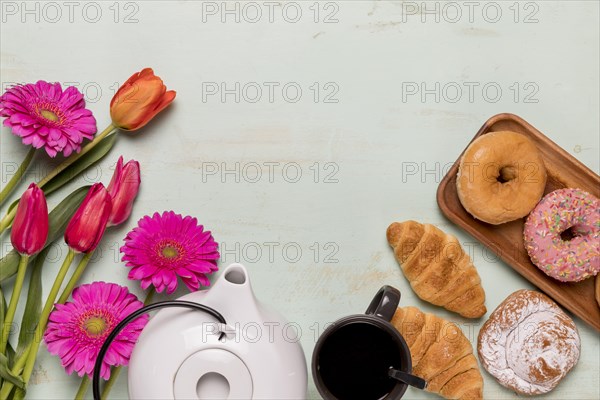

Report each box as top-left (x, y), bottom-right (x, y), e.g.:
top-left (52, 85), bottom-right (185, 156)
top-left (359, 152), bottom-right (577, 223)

top-left (312, 286), bottom-right (417, 400)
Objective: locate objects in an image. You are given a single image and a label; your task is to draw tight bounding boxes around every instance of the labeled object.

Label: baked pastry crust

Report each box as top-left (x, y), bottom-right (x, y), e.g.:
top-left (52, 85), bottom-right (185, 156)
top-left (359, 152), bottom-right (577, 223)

top-left (596, 275), bottom-right (600, 308)
top-left (387, 221), bottom-right (486, 318)
top-left (456, 131), bottom-right (547, 225)
top-left (392, 306), bottom-right (483, 400)
top-left (477, 290), bottom-right (580, 395)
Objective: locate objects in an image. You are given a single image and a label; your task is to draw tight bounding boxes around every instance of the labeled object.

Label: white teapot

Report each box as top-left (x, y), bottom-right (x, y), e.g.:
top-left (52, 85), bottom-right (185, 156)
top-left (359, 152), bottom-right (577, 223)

top-left (127, 263), bottom-right (307, 399)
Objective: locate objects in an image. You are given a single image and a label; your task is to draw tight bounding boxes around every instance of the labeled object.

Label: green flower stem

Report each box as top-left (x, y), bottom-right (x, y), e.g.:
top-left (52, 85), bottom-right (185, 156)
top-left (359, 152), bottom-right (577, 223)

top-left (21, 248), bottom-right (76, 386)
top-left (0, 255), bottom-right (29, 355)
top-left (100, 290), bottom-right (155, 400)
top-left (0, 344), bottom-right (29, 397)
top-left (10, 346), bottom-right (28, 375)
top-left (75, 377), bottom-right (90, 400)
top-left (0, 251), bottom-right (93, 397)
top-left (100, 366), bottom-right (121, 400)
top-left (143, 290), bottom-right (155, 307)
top-left (0, 124), bottom-right (117, 235)
top-left (57, 252), bottom-right (93, 304)
top-left (0, 147), bottom-right (35, 206)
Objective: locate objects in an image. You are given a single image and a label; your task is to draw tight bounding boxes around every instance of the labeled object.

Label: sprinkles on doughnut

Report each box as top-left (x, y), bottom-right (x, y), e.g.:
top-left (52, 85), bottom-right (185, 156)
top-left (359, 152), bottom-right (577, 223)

top-left (524, 188), bottom-right (600, 282)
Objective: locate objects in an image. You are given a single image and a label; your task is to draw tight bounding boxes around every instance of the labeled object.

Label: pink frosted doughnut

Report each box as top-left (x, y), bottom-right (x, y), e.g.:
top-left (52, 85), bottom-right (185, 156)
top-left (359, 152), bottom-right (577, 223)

top-left (524, 188), bottom-right (600, 282)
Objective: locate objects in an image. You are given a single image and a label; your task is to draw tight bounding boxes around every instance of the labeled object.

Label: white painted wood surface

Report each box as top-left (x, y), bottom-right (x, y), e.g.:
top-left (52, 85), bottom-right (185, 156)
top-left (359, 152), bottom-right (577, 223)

top-left (1, 1), bottom-right (598, 399)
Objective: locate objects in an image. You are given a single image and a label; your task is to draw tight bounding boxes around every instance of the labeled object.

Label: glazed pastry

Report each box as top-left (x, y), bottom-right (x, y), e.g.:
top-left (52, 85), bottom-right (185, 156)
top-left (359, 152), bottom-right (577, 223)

top-left (392, 306), bottom-right (483, 400)
top-left (524, 188), bottom-right (600, 282)
top-left (456, 131), bottom-right (547, 225)
top-left (387, 221), bottom-right (486, 318)
top-left (596, 275), bottom-right (600, 308)
top-left (478, 290), bottom-right (580, 396)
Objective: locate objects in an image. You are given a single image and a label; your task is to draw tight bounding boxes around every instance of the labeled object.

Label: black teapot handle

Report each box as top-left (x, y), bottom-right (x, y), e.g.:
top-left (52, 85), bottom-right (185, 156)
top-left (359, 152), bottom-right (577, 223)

top-left (92, 301), bottom-right (227, 400)
top-left (365, 285), bottom-right (401, 321)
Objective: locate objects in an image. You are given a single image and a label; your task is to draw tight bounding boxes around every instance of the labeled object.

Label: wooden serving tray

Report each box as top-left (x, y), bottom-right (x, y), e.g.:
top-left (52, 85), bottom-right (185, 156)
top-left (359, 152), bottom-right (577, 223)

top-left (437, 113), bottom-right (600, 331)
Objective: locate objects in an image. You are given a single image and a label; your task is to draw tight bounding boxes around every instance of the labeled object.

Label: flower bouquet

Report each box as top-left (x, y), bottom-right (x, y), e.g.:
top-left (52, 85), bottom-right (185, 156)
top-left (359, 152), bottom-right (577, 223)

top-left (0, 69), bottom-right (219, 399)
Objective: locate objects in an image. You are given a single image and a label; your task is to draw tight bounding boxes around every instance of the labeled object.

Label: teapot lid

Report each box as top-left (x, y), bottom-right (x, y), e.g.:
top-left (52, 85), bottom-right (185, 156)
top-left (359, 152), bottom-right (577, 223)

top-left (173, 348), bottom-right (252, 398)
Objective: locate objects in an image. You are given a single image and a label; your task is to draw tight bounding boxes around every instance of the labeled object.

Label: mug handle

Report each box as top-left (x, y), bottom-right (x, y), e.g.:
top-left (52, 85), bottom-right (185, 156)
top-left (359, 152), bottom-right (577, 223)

top-left (365, 285), bottom-right (401, 321)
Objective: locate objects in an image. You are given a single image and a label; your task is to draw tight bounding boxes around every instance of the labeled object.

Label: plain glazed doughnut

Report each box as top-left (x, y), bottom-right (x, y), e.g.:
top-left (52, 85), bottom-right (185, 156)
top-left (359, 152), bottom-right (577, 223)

top-left (478, 290), bottom-right (580, 396)
top-left (524, 188), bottom-right (600, 282)
top-left (456, 131), bottom-right (547, 225)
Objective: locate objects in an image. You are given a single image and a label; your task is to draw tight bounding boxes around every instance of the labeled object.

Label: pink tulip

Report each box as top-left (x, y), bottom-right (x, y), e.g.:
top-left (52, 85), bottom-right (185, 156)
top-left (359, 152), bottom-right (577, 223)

top-left (11, 183), bottom-right (48, 255)
top-left (107, 156), bottom-right (141, 226)
top-left (64, 183), bottom-right (112, 253)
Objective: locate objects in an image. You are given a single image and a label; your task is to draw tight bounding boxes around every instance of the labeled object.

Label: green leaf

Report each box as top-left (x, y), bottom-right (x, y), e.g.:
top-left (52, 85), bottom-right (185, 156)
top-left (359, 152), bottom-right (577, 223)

top-left (0, 186), bottom-right (90, 283)
top-left (12, 387), bottom-right (25, 400)
top-left (0, 252), bottom-right (20, 284)
top-left (15, 248), bottom-right (46, 359)
top-left (1, 287), bottom-right (4, 388)
top-left (41, 132), bottom-right (118, 196)
top-left (0, 285), bottom-right (6, 332)
top-left (0, 353), bottom-right (24, 389)
top-left (0, 287), bottom-right (14, 388)
top-left (6, 342), bottom-right (15, 371)
top-left (5, 198), bottom-right (19, 219)
top-left (0, 287), bottom-right (14, 363)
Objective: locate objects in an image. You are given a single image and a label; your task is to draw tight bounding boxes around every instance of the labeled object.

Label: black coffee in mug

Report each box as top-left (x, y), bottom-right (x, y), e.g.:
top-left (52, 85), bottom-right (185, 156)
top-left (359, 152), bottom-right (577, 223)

top-left (317, 322), bottom-right (404, 399)
top-left (312, 286), bottom-right (420, 400)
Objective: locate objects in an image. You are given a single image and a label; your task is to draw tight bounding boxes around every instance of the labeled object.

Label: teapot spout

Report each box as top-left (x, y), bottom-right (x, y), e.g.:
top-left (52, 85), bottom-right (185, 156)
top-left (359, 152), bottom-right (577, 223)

top-left (206, 263), bottom-right (257, 312)
top-left (222, 263), bottom-right (250, 285)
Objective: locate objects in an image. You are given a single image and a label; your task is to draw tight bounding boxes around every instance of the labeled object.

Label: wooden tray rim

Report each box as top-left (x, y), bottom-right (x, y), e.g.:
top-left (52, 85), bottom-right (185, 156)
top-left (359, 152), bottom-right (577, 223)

top-left (436, 113), bottom-right (600, 331)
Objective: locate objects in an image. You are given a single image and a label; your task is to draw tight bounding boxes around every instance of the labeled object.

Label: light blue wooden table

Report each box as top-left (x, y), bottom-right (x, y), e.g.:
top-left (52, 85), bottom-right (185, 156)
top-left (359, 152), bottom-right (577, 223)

top-left (1, 1), bottom-right (598, 399)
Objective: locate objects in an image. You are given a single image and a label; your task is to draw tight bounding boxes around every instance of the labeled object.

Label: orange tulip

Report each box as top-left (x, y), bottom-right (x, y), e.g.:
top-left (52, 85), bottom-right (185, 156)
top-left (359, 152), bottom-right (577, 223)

top-left (110, 68), bottom-right (176, 131)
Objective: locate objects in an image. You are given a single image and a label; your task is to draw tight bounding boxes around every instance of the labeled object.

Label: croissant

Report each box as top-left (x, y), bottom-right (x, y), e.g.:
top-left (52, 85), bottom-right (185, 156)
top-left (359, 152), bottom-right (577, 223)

top-left (392, 306), bottom-right (483, 400)
top-left (387, 221), bottom-right (486, 318)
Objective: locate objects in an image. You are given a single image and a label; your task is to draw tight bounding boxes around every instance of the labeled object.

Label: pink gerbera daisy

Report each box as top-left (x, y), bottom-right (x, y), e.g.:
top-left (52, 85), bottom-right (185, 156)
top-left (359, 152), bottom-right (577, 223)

top-left (44, 282), bottom-right (148, 380)
top-left (0, 81), bottom-right (97, 157)
top-left (121, 211), bottom-right (220, 294)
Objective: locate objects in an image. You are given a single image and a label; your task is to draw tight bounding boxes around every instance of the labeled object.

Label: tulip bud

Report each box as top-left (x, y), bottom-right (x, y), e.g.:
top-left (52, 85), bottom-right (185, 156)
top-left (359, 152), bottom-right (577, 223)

top-left (64, 183), bottom-right (112, 253)
top-left (11, 183), bottom-right (48, 255)
top-left (107, 156), bottom-right (141, 226)
top-left (110, 68), bottom-right (176, 131)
